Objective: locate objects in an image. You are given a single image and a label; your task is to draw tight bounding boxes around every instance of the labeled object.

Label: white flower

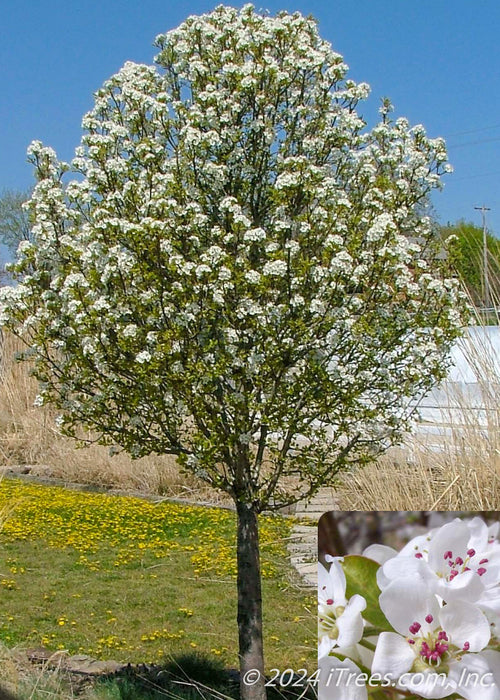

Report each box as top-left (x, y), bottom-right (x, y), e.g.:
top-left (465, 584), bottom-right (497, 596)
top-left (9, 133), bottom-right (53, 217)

top-left (135, 350), bottom-right (152, 364)
top-left (123, 324), bottom-right (138, 338)
top-left (372, 577), bottom-right (497, 699)
top-left (376, 517), bottom-right (500, 614)
top-left (318, 557), bottom-right (366, 659)
top-left (245, 270), bottom-right (261, 284)
top-left (195, 263), bottom-right (211, 278)
top-left (243, 227), bottom-right (266, 243)
top-left (262, 260), bottom-right (288, 277)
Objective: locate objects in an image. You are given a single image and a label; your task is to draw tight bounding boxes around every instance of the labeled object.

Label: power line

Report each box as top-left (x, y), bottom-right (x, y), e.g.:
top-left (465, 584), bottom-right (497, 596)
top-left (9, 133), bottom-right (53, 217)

top-left (452, 171), bottom-right (500, 182)
top-left (448, 136), bottom-right (500, 149)
top-left (446, 122), bottom-right (500, 138)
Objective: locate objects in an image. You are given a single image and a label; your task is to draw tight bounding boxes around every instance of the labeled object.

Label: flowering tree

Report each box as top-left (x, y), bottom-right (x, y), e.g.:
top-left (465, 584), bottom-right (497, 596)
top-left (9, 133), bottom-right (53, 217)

top-left (0, 6), bottom-right (463, 699)
top-left (319, 515), bottom-right (500, 699)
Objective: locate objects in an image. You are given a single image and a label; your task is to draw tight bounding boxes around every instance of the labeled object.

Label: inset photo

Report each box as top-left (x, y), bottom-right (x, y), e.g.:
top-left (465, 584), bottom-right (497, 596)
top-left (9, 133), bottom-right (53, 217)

top-left (318, 511), bottom-right (500, 699)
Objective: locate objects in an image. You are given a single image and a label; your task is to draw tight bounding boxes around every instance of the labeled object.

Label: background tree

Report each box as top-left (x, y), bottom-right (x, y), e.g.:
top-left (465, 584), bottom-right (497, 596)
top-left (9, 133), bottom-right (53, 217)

top-left (441, 219), bottom-right (500, 306)
top-left (0, 188), bottom-right (32, 283)
top-left (0, 7), bottom-right (463, 699)
top-left (0, 188), bottom-right (33, 256)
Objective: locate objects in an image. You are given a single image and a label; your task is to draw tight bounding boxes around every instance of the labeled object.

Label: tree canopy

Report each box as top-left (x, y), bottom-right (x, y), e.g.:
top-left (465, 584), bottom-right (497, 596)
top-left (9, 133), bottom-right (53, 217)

top-left (1, 7), bottom-right (462, 507)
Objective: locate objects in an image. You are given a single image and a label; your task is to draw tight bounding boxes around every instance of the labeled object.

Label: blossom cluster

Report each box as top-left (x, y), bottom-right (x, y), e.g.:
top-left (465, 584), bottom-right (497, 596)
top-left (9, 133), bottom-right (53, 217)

top-left (319, 515), bottom-right (500, 699)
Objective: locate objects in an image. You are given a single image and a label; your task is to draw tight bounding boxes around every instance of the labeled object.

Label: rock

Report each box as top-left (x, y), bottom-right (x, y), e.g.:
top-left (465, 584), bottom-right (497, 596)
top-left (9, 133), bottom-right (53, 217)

top-left (25, 647), bottom-right (53, 664)
top-left (65, 654), bottom-right (124, 676)
top-left (24, 648), bottom-right (124, 677)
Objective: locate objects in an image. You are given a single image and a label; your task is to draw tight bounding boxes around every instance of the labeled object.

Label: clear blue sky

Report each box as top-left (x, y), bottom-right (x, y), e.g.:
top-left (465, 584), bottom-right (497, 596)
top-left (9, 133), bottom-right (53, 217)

top-left (2, 1), bottom-right (500, 234)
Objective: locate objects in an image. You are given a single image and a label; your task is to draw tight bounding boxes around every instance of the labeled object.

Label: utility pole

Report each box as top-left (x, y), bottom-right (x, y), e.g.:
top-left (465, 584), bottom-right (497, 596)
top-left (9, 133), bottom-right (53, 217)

top-left (474, 205), bottom-right (491, 309)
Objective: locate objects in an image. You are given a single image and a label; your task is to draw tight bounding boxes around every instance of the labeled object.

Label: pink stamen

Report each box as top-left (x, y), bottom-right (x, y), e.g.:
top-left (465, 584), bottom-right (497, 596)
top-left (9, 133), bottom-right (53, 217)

top-left (409, 622), bottom-right (421, 634)
top-left (415, 553), bottom-right (423, 559)
top-left (480, 558), bottom-right (489, 565)
top-left (463, 641), bottom-right (470, 651)
top-left (438, 631), bottom-right (448, 641)
top-left (467, 548), bottom-right (476, 557)
top-left (449, 570), bottom-right (459, 580)
top-left (425, 614), bottom-right (434, 624)
top-left (326, 599), bottom-right (334, 605)
top-left (444, 550), bottom-right (453, 560)
top-left (455, 557), bottom-right (464, 566)
top-left (478, 567), bottom-right (487, 576)
top-left (419, 638), bottom-right (449, 662)
top-left (420, 641), bottom-right (430, 657)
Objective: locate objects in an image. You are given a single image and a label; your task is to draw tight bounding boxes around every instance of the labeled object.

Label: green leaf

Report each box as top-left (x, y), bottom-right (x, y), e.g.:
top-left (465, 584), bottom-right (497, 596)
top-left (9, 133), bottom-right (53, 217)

top-left (342, 555), bottom-right (395, 632)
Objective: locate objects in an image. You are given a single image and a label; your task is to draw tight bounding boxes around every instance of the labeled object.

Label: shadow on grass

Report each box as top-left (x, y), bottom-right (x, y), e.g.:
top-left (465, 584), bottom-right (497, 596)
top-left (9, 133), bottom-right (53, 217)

top-left (94, 653), bottom-right (317, 700)
top-left (0, 683), bottom-right (19, 700)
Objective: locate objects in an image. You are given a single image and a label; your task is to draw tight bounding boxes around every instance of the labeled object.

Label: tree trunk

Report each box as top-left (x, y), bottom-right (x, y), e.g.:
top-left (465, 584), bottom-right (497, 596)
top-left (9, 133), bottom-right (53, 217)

top-left (236, 501), bottom-right (267, 700)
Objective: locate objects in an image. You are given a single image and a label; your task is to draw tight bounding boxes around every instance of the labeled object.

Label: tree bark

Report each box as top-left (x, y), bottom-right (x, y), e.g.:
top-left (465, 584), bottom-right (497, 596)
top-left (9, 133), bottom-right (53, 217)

top-left (318, 511), bottom-right (347, 564)
top-left (236, 501), bottom-right (267, 700)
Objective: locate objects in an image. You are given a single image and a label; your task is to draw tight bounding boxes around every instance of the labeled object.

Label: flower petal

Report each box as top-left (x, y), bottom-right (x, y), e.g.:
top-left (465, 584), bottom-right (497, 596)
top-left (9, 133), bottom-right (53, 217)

top-left (474, 548), bottom-right (500, 588)
top-left (318, 562), bottom-right (334, 603)
top-left (427, 520), bottom-right (470, 576)
top-left (318, 655), bottom-right (368, 700)
top-left (318, 634), bottom-right (335, 660)
top-left (477, 588), bottom-right (500, 620)
top-left (439, 600), bottom-right (490, 651)
top-left (377, 555), bottom-right (430, 590)
top-left (398, 532), bottom-right (433, 557)
top-left (398, 671), bottom-right (457, 699)
top-left (371, 632), bottom-right (415, 679)
top-left (479, 649), bottom-right (500, 694)
top-left (362, 544), bottom-right (397, 564)
top-left (434, 567), bottom-right (485, 602)
top-left (448, 652), bottom-right (500, 700)
top-left (379, 578), bottom-right (439, 636)
top-left (467, 516), bottom-right (490, 553)
top-left (326, 558), bottom-right (348, 605)
top-left (336, 594), bottom-right (366, 647)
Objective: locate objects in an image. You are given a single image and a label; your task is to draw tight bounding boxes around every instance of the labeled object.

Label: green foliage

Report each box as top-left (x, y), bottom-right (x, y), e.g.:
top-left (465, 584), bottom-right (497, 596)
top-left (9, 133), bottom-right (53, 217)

top-left (342, 555), bottom-right (394, 632)
top-left (442, 219), bottom-right (500, 305)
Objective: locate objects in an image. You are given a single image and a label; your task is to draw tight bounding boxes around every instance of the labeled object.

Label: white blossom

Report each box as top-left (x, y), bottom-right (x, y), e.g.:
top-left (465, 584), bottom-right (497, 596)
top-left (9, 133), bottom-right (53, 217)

top-left (135, 351), bottom-right (152, 364)
top-left (262, 260), bottom-right (288, 277)
top-left (123, 324), bottom-right (138, 338)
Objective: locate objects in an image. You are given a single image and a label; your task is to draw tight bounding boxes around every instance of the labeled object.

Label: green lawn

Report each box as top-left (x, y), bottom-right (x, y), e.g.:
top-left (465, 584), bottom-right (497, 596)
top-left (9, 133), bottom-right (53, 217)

top-left (0, 478), bottom-right (316, 671)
